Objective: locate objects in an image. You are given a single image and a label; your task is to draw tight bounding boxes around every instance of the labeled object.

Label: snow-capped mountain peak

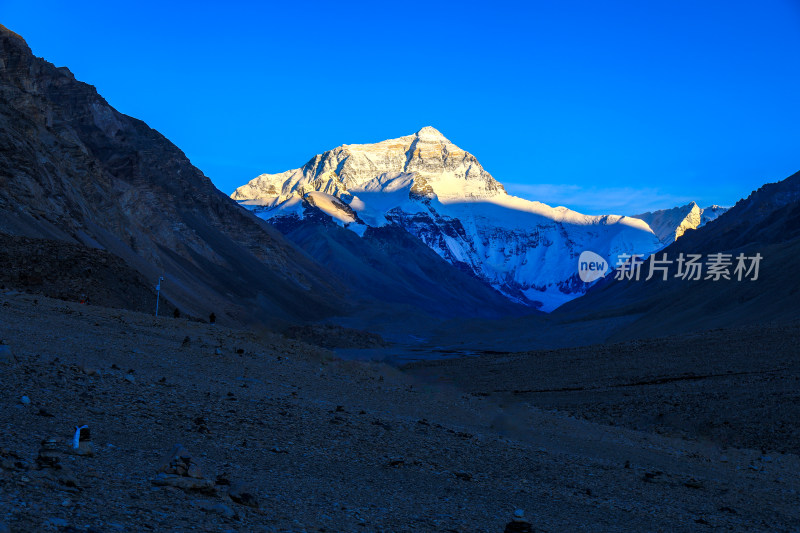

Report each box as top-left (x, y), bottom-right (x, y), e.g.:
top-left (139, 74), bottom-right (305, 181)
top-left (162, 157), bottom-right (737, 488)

top-left (231, 127), bottom-right (506, 206)
top-left (230, 129), bottom-right (706, 311)
top-left (632, 202), bottom-right (729, 246)
top-left (414, 125), bottom-right (448, 141)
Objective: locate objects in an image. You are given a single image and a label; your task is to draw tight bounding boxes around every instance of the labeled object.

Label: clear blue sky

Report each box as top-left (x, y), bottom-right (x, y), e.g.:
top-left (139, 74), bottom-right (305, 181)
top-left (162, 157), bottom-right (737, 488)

top-left (3, 0), bottom-right (799, 214)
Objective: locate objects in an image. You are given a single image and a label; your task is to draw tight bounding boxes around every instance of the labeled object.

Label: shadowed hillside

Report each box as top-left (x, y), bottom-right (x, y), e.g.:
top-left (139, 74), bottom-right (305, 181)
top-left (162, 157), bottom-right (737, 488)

top-left (0, 23), bottom-right (344, 326)
top-left (556, 170), bottom-right (800, 341)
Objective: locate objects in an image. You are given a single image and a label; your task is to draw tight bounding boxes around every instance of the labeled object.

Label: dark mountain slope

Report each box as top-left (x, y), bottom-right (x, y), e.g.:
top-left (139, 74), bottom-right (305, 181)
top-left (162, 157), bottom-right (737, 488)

top-left (270, 206), bottom-right (527, 321)
top-left (556, 170), bottom-right (800, 340)
top-left (0, 233), bottom-right (162, 313)
top-left (674, 170), bottom-right (800, 250)
top-left (413, 171), bottom-right (800, 353)
top-left (0, 24), bottom-right (344, 325)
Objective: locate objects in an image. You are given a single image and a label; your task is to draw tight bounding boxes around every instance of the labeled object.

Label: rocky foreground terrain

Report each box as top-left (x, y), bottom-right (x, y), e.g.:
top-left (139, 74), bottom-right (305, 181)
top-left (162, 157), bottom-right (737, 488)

top-left (1, 293), bottom-right (799, 532)
top-left (406, 322), bottom-right (800, 456)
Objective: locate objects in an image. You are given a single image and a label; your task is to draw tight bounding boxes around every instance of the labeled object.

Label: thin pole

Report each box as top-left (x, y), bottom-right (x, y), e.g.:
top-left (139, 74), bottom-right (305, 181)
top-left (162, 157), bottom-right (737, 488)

top-left (155, 276), bottom-right (164, 317)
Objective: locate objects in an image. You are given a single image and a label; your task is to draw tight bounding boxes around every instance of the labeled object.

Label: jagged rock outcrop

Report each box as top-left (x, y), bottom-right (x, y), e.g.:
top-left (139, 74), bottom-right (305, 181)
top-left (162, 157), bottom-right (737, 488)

top-left (0, 23), bottom-right (343, 325)
top-left (232, 126), bottom-right (506, 204)
top-left (632, 202), bottom-right (728, 246)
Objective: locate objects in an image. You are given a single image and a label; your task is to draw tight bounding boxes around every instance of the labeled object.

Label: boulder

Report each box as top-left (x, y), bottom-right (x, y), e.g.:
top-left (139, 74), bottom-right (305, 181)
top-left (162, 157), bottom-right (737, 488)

top-left (228, 480), bottom-right (259, 508)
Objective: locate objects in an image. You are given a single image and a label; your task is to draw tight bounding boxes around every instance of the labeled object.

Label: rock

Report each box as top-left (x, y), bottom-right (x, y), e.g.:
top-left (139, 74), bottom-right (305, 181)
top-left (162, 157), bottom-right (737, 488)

top-left (36, 437), bottom-right (62, 468)
top-left (214, 348), bottom-right (222, 356)
top-left (158, 444), bottom-right (197, 474)
top-left (504, 509), bottom-right (533, 533)
top-left (684, 478), bottom-right (704, 489)
top-left (642, 471), bottom-right (663, 482)
top-left (191, 499), bottom-right (237, 519)
top-left (124, 373), bottom-right (136, 384)
top-left (454, 471), bottom-right (472, 481)
top-left (152, 473), bottom-right (216, 494)
top-left (35, 438), bottom-right (79, 487)
top-left (504, 519), bottom-right (533, 533)
top-left (47, 518), bottom-right (69, 528)
top-left (66, 440), bottom-right (95, 457)
top-left (20, 395), bottom-right (30, 405)
top-left (386, 457), bottom-right (404, 468)
top-left (153, 445), bottom-right (215, 494)
top-left (228, 480), bottom-right (259, 508)
top-left (0, 344), bottom-right (15, 365)
top-left (2, 449), bottom-right (29, 471)
top-left (52, 466), bottom-right (79, 488)
top-left (187, 463), bottom-right (203, 479)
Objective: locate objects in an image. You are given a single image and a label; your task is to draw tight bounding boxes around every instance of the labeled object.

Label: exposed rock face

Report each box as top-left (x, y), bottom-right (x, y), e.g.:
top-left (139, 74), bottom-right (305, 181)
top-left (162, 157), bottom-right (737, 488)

top-left (0, 233), bottom-right (160, 314)
top-left (0, 24), bottom-right (343, 325)
top-left (632, 202), bottom-right (729, 246)
top-left (669, 171), bottom-right (800, 251)
top-left (233, 129), bottom-right (663, 311)
top-left (271, 212), bottom-right (525, 319)
top-left (231, 126), bottom-right (506, 204)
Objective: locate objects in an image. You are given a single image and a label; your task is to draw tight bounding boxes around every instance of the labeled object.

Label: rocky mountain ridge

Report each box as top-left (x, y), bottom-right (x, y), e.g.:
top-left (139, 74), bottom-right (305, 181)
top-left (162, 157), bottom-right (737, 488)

top-left (231, 126), bottom-right (507, 204)
top-left (0, 23), bottom-right (346, 325)
top-left (233, 128), bottom-right (720, 310)
top-left (632, 202), bottom-right (728, 246)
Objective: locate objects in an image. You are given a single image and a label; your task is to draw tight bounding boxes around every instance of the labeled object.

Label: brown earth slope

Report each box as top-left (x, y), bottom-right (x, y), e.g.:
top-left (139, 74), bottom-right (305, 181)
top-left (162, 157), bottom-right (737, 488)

top-left (1, 292), bottom-right (799, 531)
top-left (0, 23), bottom-right (344, 326)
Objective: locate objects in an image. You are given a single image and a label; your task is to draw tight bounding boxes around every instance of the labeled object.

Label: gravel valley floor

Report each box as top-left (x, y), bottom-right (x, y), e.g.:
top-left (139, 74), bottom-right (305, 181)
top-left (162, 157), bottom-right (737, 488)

top-left (1, 292), bottom-right (799, 532)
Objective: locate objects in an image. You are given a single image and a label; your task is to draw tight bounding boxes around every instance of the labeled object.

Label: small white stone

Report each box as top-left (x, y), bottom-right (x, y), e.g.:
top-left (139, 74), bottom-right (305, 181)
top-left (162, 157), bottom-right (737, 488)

top-left (20, 396), bottom-right (30, 405)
